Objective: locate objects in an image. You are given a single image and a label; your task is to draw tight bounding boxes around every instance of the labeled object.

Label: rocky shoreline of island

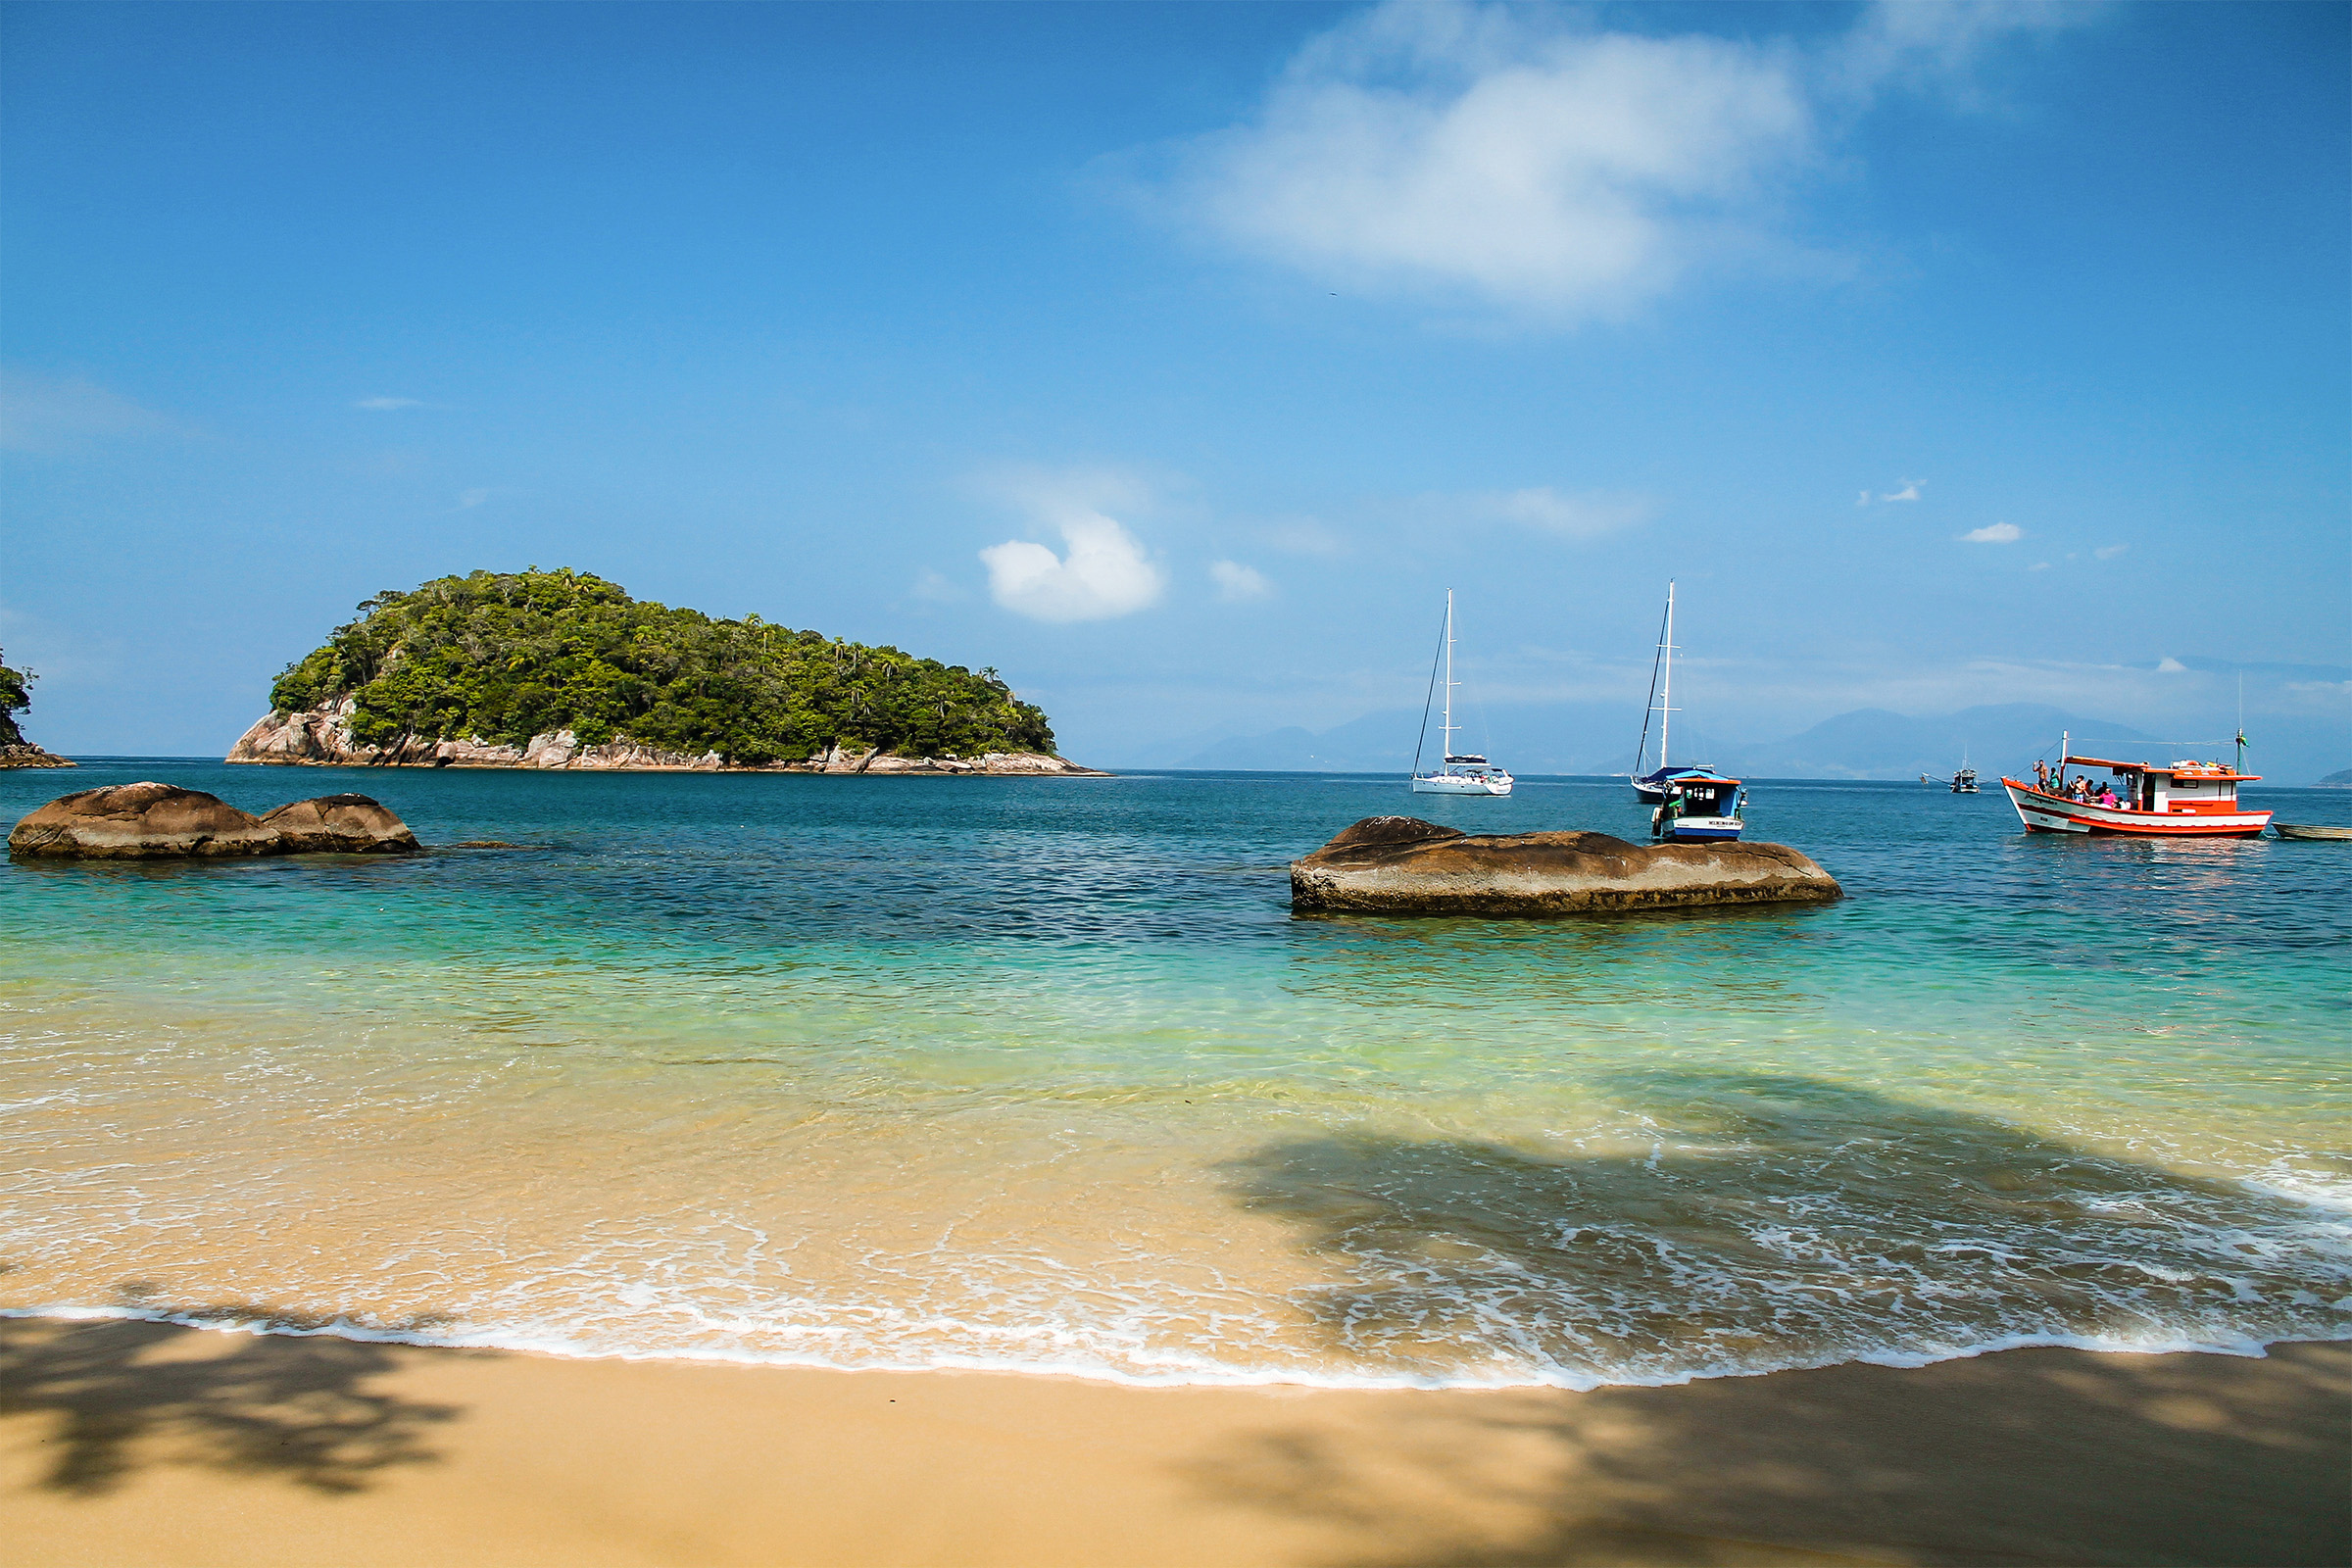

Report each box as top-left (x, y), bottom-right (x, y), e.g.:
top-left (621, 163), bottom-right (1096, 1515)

top-left (226, 702), bottom-right (1108, 775)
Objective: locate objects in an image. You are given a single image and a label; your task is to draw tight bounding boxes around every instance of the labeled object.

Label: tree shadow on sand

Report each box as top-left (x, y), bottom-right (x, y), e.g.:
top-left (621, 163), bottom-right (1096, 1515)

top-left (0, 1293), bottom-right (466, 1496)
top-left (1185, 1073), bottom-right (2352, 1566)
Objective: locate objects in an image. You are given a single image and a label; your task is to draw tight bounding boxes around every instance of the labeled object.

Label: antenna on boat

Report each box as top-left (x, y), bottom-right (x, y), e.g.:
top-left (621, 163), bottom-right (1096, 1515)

top-left (2234, 671), bottom-right (2248, 774)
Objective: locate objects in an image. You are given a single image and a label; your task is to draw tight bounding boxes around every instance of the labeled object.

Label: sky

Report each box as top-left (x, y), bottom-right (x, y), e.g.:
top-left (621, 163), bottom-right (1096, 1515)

top-left (3, 0), bottom-right (2346, 775)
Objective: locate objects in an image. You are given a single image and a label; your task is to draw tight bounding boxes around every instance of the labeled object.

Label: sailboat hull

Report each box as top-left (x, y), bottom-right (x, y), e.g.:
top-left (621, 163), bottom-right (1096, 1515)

top-left (1412, 774), bottom-right (1513, 796)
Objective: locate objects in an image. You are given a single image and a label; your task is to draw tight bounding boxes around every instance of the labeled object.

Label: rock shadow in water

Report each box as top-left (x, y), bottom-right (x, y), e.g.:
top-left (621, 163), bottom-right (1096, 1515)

top-left (1198, 1075), bottom-right (2352, 1564)
top-left (1210, 1072), bottom-right (2350, 1386)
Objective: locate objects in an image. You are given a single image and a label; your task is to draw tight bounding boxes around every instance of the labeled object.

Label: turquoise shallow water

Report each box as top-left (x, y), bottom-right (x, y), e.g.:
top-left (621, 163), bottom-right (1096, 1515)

top-left (3, 760), bottom-right (2347, 1387)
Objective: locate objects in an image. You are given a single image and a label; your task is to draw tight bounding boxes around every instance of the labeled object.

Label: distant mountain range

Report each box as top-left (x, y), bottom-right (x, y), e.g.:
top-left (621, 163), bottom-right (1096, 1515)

top-left (1113, 702), bottom-right (2342, 785)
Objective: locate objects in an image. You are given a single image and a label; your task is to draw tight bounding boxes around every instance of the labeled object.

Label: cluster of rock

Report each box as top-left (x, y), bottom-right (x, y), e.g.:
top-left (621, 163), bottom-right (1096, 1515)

top-left (1291, 816), bottom-right (1842, 917)
top-left (225, 702), bottom-right (1105, 775)
top-left (0, 743), bottom-right (74, 769)
top-left (9, 783), bottom-right (419, 858)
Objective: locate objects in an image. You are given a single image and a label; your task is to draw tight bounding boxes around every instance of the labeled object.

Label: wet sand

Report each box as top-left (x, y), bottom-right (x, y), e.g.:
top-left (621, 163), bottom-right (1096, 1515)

top-left (2, 1318), bottom-right (2344, 1567)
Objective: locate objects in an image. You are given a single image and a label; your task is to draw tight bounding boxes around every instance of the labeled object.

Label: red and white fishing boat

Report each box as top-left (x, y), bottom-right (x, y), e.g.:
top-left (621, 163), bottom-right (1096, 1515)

top-left (2002, 747), bottom-right (2271, 838)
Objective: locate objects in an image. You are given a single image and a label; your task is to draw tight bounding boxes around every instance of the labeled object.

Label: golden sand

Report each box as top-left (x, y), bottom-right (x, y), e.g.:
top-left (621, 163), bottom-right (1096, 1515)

top-left (2, 1317), bottom-right (2343, 1567)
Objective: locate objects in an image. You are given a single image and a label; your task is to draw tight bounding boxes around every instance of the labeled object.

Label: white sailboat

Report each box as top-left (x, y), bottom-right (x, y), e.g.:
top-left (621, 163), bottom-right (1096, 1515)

top-left (1412, 590), bottom-right (1513, 797)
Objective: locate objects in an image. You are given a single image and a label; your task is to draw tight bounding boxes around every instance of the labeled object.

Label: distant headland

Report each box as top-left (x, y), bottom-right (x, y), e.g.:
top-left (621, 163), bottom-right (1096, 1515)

top-left (227, 568), bottom-right (1104, 775)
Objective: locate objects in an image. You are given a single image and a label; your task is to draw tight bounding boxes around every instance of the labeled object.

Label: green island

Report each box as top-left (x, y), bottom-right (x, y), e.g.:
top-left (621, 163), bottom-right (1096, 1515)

top-left (0, 647), bottom-right (74, 765)
top-left (0, 653), bottom-right (32, 748)
top-left (268, 568), bottom-right (1058, 765)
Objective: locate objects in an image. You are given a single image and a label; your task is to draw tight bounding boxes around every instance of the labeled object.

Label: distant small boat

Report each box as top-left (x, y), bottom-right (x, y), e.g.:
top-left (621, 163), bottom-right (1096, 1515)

top-left (1410, 590), bottom-right (1513, 797)
top-left (1922, 751), bottom-right (1978, 792)
top-left (1629, 581), bottom-right (1734, 805)
top-left (2275, 823), bottom-right (2352, 842)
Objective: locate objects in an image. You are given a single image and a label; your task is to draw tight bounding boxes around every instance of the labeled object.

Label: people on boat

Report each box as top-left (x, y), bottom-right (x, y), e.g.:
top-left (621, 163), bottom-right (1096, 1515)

top-left (2034, 760), bottom-right (2050, 792)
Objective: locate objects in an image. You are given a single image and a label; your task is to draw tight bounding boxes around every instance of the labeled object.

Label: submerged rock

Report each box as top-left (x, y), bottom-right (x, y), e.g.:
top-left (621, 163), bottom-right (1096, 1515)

top-left (259, 794), bottom-right (421, 854)
top-left (8, 782), bottom-right (283, 858)
top-left (1290, 816), bottom-right (1842, 917)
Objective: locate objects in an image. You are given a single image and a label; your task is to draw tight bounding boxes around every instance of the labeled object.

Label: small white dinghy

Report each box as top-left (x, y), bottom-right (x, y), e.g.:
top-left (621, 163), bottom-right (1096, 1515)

top-left (2274, 823), bottom-right (2352, 841)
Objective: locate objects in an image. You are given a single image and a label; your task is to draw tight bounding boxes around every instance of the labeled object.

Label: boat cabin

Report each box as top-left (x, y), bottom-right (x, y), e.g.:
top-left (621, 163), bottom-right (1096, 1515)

top-left (2059, 755), bottom-right (2260, 814)
top-left (1664, 776), bottom-right (1741, 815)
top-left (1653, 774), bottom-right (1745, 842)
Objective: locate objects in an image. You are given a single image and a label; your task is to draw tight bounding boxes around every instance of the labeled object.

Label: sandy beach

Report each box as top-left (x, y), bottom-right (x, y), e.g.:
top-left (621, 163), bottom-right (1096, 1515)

top-left (2, 1317), bottom-right (2343, 1568)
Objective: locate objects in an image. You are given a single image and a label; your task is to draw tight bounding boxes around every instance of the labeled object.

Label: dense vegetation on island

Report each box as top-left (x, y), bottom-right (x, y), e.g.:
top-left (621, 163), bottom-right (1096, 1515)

top-left (0, 650), bottom-right (34, 748)
top-left (270, 569), bottom-right (1058, 765)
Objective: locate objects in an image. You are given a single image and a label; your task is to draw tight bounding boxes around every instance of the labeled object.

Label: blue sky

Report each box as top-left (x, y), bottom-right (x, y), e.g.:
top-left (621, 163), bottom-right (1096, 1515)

top-left (4, 1), bottom-right (2345, 773)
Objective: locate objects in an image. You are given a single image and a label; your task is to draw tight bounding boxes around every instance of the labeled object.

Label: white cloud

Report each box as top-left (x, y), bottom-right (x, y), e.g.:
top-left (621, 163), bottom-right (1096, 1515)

top-left (978, 468), bottom-right (1166, 622)
top-left (1832, 0), bottom-right (2088, 104)
top-left (1882, 482), bottom-right (1922, 503)
top-left (0, 369), bottom-right (177, 453)
top-left (1261, 517), bottom-right (1350, 558)
top-left (1209, 560), bottom-right (1274, 602)
top-left (1961, 522), bottom-right (2022, 543)
top-left (2029, 561), bottom-right (2050, 570)
top-left (2094, 544), bottom-right (2128, 561)
top-left (1119, 1), bottom-right (2086, 319)
top-left (1428, 486), bottom-right (1655, 539)
top-left (2156, 657), bottom-right (2187, 673)
top-left (910, 569), bottom-right (970, 604)
top-left (355, 396), bottom-right (426, 411)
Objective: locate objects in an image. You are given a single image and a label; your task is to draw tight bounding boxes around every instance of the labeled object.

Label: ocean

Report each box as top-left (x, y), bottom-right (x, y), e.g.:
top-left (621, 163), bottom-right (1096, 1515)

top-left (4, 761), bottom-right (2347, 1389)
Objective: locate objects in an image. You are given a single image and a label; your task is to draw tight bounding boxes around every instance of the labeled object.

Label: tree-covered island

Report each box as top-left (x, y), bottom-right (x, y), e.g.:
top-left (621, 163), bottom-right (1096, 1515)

top-left (243, 568), bottom-right (1077, 770)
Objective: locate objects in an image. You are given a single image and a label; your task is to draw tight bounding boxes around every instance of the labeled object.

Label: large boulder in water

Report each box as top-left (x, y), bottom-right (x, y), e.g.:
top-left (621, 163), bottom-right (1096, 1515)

top-left (260, 793), bottom-right (420, 854)
top-left (8, 782), bottom-right (283, 858)
top-left (1290, 816), bottom-right (1842, 916)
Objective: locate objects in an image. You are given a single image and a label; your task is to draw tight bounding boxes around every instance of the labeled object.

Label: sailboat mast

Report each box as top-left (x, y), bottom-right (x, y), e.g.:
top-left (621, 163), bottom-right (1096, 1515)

top-left (1443, 589), bottom-right (1456, 760)
top-left (1658, 580), bottom-right (1675, 773)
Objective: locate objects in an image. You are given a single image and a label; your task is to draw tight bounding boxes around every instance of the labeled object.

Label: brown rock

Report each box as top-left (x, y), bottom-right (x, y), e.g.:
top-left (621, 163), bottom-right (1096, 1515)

top-left (1290, 816), bottom-right (1842, 917)
top-left (226, 706), bottom-right (1106, 775)
top-left (259, 794), bottom-right (420, 854)
top-left (0, 743), bottom-right (75, 769)
top-left (8, 782), bottom-right (281, 858)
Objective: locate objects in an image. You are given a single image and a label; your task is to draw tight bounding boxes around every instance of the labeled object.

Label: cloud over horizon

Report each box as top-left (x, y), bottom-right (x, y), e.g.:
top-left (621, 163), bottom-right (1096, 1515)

top-left (978, 468), bottom-right (1166, 622)
top-left (1426, 486), bottom-right (1656, 539)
